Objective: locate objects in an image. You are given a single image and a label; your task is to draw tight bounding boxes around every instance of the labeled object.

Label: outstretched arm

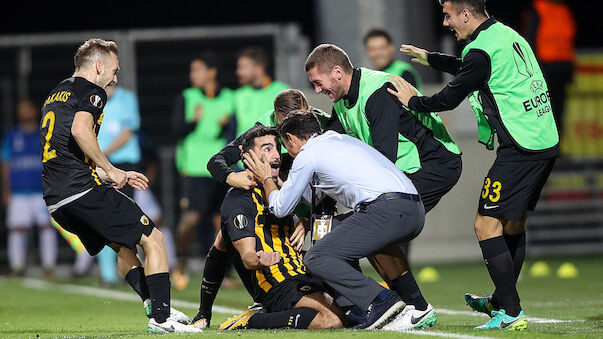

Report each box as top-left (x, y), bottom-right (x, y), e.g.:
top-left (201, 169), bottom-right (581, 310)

top-left (400, 44), bottom-right (463, 75)
top-left (388, 50), bottom-right (490, 112)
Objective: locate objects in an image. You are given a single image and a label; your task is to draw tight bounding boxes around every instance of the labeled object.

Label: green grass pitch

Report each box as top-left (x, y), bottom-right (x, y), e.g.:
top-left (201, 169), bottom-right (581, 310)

top-left (1, 256), bottom-right (601, 338)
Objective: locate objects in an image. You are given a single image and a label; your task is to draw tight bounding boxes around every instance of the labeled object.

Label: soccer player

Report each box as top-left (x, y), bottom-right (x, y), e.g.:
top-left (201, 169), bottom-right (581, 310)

top-left (244, 111), bottom-right (427, 330)
top-left (191, 88), bottom-right (328, 328)
top-left (305, 43), bottom-right (462, 328)
top-left (387, 0), bottom-right (559, 330)
top-left (171, 53), bottom-right (233, 290)
top-left (73, 84), bottom-right (143, 285)
top-left (40, 38), bottom-right (198, 334)
top-left (216, 124), bottom-right (344, 330)
top-left (364, 28), bottom-right (423, 91)
top-left (2, 99), bottom-right (56, 278)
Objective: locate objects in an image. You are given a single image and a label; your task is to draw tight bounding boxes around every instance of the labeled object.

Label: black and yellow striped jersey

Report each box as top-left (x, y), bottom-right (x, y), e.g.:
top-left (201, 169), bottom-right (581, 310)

top-left (221, 186), bottom-right (306, 295)
top-left (40, 77), bottom-right (106, 205)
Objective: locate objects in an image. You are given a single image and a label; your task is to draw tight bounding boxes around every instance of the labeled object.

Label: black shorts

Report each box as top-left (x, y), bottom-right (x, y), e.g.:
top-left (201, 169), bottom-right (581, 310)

top-left (262, 274), bottom-right (323, 313)
top-left (51, 185), bottom-right (155, 255)
top-left (180, 177), bottom-right (226, 215)
top-left (477, 156), bottom-right (556, 221)
top-left (407, 154), bottom-right (462, 213)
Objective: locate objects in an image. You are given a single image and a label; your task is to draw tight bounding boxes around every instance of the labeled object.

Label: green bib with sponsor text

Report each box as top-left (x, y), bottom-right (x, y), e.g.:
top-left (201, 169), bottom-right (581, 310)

top-left (462, 22), bottom-right (558, 151)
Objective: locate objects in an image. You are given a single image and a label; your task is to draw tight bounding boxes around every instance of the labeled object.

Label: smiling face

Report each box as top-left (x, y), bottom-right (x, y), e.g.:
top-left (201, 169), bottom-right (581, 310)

top-left (442, 2), bottom-right (472, 41)
top-left (307, 66), bottom-right (346, 103)
top-left (251, 134), bottom-right (281, 178)
top-left (98, 52), bottom-right (119, 89)
top-left (365, 36), bottom-right (394, 70)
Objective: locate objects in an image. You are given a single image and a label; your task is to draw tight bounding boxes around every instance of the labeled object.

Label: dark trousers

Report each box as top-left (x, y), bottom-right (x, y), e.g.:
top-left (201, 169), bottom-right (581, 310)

top-left (303, 197), bottom-right (425, 309)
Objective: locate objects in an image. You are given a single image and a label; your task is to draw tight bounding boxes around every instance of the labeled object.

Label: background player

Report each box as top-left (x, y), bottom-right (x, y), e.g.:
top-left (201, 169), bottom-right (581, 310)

top-left (364, 28), bottom-right (423, 91)
top-left (2, 99), bottom-right (56, 278)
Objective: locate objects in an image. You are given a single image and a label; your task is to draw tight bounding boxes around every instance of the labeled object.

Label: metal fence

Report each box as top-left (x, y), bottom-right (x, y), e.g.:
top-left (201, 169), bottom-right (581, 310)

top-left (0, 23), bottom-right (310, 265)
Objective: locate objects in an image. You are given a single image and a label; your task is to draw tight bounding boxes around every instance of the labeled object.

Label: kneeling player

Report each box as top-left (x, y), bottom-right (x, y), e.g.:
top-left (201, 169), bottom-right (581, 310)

top-left (217, 125), bottom-right (344, 330)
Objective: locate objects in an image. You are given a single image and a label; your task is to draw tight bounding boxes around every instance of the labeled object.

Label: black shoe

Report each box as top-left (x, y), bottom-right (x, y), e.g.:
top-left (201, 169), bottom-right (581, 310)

top-left (354, 290), bottom-right (406, 330)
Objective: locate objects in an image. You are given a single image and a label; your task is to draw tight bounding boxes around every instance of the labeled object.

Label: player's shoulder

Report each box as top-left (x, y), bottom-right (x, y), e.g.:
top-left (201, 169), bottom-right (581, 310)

top-left (73, 77), bottom-right (106, 98)
top-left (221, 187), bottom-right (256, 212)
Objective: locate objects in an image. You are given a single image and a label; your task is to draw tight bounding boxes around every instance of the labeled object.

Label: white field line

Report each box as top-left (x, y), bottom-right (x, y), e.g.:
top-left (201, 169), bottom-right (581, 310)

top-left (21, 278), bottom-right (581, 325)
top-left (21, 278), bottom-right (242, 315)
top-left (382, 330), bottom-right (497, 339)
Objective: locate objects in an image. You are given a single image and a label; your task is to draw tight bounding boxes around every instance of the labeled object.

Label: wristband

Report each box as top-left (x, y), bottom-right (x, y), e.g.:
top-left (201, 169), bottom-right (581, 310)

top-left (263, 177), bottom-right (274, 186)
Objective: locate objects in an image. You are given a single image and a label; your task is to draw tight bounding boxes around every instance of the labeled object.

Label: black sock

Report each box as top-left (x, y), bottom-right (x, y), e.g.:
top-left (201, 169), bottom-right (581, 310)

top-left (493, 233), bottom-right (526, 306)
top-left (231, 253), bottom-right (258, 302)
top-left (479, 236), bottom-right (521, 317)
top-left (391, 271), bottom-right (428, 311)
top-left (505, 232), bottom-right (526, 283)
top-left (125, 267), bottom-right (151, 303)
top-left (146, 273), bottom-right (171, 323)
top-left (248, 307), bottom-right (319, 329)
top-left (197, 246), bottom-right (228, 320)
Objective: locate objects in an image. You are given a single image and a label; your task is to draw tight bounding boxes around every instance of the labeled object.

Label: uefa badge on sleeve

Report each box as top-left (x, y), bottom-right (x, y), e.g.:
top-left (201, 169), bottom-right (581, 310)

top-left (234, 214), bottom-right (248, 229)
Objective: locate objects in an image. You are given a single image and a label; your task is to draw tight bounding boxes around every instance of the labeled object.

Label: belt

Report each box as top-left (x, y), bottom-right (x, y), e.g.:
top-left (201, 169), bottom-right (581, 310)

top-left (355, 192), bottom-right (421, 212)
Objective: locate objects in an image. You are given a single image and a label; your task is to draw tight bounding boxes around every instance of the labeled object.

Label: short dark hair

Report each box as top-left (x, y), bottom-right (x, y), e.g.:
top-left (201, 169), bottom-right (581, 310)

top-left (273, 89), bottom-right (308, 119)
top-left (74, 38), bottom-right (118, 70)
top-left (241, 124), bottom-right (280, 154)
top-left (304, 44), bottom-right (353, 74)
top-left (278, 110), bottom-right (321, 142)
top-left (238, 47), bottom-right (269, 69)
top-left (194, 51), bottom-right (219, 70)
top-left (439, 0), bottom-right (487, 16)
top-left (363, 28), bottom-right (392, 45)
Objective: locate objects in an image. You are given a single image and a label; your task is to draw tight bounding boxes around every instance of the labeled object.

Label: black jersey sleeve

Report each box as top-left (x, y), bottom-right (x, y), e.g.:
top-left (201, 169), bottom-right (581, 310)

top-left (76, 84), bottom-right (106, 118)
top-left (222, 191), bottom-right (258, 242)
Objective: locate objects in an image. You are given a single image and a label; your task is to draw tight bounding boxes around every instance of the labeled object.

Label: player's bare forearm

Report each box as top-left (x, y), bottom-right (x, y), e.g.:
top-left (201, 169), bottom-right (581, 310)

top-left (95, 167), bottom-right (110, 182)
top-left (72, 112), bottom-right (114, 172)
top-left (233, 237), bottom-right (263, 270)
top-left (72, 112), bottom-right (127, 188)
top-left (103, 129), bottom-right (133, 157)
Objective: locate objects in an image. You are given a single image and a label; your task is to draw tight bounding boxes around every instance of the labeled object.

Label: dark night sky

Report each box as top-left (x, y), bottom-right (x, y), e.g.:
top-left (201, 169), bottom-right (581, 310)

top-left (1, 1), bottom-right (600, 48)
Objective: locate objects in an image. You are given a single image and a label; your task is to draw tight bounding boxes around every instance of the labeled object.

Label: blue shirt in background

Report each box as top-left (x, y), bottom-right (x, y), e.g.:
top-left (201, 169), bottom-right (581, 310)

top-left (1, 128), bottom-right (43, 193)
top-left (97, 87), bottom-right (141, 164)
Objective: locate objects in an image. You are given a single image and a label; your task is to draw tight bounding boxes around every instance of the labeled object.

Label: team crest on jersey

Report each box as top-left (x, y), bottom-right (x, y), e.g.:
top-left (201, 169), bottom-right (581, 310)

top-left (90, 95), bottom-right (104, 108)
top-left (233, 214), bottom-right (248, 229)
top-left (140, 215), bottom-right (150, 225)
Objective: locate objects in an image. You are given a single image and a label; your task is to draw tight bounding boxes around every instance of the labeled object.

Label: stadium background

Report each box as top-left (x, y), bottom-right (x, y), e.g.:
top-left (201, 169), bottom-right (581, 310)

top-left (0, 0), bottom-right (601, 271)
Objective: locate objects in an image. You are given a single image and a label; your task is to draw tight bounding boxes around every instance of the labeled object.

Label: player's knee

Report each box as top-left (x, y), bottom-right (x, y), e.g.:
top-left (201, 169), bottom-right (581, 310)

top-left (311, 311), bottom-right (342, 329)
top-left (322, 311), bottom-right (343, 329)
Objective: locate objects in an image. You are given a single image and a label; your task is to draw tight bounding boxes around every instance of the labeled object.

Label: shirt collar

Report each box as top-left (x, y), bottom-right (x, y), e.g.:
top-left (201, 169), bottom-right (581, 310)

top-left (470, 17), bottom-right (497, 42)
top-left (300, 133), bottom-right (321, 151)
top-left (200, 86), bottom-right (221, 98)
top-left (343, 68), bottom-right (361, 109)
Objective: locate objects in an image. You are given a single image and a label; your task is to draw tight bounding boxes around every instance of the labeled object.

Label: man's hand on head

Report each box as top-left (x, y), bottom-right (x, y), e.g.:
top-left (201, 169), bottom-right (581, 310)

top-left (242, 149), bottom-right (273, 183)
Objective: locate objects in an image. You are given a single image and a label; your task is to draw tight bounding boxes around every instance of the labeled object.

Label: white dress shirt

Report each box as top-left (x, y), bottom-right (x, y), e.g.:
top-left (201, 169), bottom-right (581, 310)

top-left (269, 131), bottom-right (417, 217)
